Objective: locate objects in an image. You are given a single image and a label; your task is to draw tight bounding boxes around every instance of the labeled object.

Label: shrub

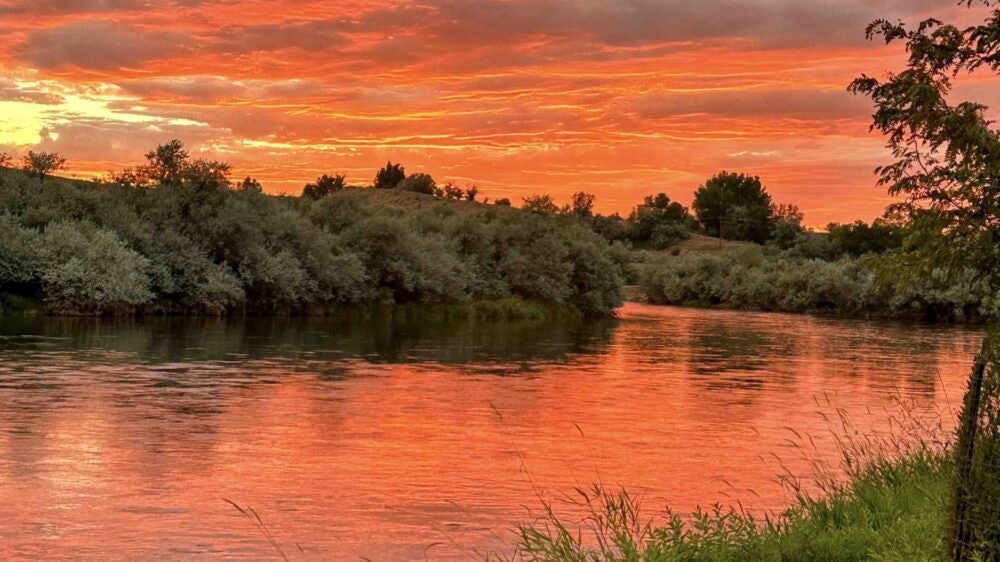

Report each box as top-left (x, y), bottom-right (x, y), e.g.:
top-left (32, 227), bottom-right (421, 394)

top-left (38, 221), bottom-right (152, 314)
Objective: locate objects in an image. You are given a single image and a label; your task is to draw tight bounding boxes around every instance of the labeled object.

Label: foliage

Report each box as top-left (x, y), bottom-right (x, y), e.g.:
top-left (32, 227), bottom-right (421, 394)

top-left (239, 177), bottom-right (262, 193)
top-left (848, 3), bottom-right (1000, 292)
top-left (112, 139), bottom-right (230, 190)
top-left (571, 191), bottom-right (596, 218)
top-left (639, 247), bottom-right (996, 320)
top-left (523, 194), bottom-right (561, 215)
top-left (301, 174), bottom-right (345, 199)
top-left (627, 193), bottom-right (696, 248)
top-left (770, 204), bottom-right (805, 249)
top-left (398, 172), bottom-right (437, 195)
top-left (21, 151), bottom-right (67, 183)
top-left (0, 151), bottom-right (11, 168)
top-left (826, 219), bottom-right (905, 257)
top-left (373, 161), bottom-right (405, 189)
top-left (38, 220), bottom-right (152, 314)
top-left (0, 147), bottom-right (623, 316)
top-left (441, 182), bottom-right (466, 200)
top-left (0, 214), bottom-right (40, 286)
top-left (692, 172), bottom-right (774, 243)
top-left (495, 197), bottom-right (512, 206)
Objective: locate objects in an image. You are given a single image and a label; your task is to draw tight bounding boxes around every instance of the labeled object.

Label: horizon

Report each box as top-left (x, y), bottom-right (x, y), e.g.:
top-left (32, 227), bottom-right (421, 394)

top-left (1, 0), bottom-right (998, 226)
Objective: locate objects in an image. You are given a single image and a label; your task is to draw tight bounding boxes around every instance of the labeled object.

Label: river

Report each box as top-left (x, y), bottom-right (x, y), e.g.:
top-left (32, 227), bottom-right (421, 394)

top-left (0, 303), bottom-right (983, 560)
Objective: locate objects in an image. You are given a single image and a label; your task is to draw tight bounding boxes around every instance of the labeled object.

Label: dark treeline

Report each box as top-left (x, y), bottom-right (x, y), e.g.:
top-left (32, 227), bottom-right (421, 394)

top-left (0, 142), bottom-right (624, 317)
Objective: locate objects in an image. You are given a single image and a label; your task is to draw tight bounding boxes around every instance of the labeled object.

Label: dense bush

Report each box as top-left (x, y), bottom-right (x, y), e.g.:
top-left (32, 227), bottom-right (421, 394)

top-left (640, 246), bottom-right (997, 320)
top-left (38, 221), bottom-right (153, 314)
top-left (0, 166), bottom-right (623, 316)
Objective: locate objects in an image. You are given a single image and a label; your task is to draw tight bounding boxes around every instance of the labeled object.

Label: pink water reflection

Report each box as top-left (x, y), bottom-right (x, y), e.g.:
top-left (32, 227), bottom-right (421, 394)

top-left (0, 303), bottom-right (983, 560)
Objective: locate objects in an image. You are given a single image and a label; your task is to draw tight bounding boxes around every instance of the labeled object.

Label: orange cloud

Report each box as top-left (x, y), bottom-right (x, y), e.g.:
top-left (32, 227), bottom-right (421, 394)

top-left (0, 0), bottom-right (996, 225)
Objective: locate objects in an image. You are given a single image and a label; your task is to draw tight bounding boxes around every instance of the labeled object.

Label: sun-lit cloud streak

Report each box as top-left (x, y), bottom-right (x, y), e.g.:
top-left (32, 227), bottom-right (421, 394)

top-left (0, 0), bottom-right (996, 225)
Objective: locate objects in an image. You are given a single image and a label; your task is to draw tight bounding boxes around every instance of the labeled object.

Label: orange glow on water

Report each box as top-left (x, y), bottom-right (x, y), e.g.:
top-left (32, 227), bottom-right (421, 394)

top-left (0, 304), bottom-right (982, 559)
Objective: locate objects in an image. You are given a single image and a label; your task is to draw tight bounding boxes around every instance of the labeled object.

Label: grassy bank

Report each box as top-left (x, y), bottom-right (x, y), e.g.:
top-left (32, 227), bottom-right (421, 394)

top-left (500, 448), bottom-right (951, 561)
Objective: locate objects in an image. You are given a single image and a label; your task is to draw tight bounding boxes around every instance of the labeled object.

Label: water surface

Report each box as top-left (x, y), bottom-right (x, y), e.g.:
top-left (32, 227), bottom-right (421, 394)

top-left (0, 303), bottom-right (983, 560)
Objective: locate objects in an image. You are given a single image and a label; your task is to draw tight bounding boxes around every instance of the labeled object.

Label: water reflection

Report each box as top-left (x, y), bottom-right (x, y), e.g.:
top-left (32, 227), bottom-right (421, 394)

top-left (0, 303), bottom-right (983, 560)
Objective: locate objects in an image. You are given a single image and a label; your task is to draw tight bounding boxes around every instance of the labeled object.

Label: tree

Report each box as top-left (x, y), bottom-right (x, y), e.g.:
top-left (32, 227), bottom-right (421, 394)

top-left (571, 191), bottom-right (596, 218)
top-left (0, 151), bottom-right (11, 168)
top-left (848, 5), bottom-right (1000, 289)
top-left (22, 151), bottom-right (67, 183)
top-left (112, 140), bottom-right (230, 190)
top-left (628, 193), bottom-right (694, 246)
top-left (495, 197), bottom-right (512, 206)
top-left (826, 219), bottom-right (904, 257)
top-left (374, 161), bottom-right (405, 189)
top-left (302, 174), bottom-right (345, 199)
top-left (692, 172), bottom-right (774, 243)
top-left (465, 185), bottom-right (479, 202)
top-left (398, 173), bottom-right (436, 195)
top-left (441, 182), bottom-right (465, 200)
top-left (522, 194), bottom-right (559, 214)
top-left (143, 139), bottom-right (188, 185)
top-left (770, 203), bottom-right (805, 249)
top-left (239, 177), bottom-right (262, 193)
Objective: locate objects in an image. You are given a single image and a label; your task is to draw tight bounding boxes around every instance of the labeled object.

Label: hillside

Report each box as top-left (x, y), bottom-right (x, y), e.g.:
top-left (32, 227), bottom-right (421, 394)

top-left (0, 168), bottom-right (624, 316)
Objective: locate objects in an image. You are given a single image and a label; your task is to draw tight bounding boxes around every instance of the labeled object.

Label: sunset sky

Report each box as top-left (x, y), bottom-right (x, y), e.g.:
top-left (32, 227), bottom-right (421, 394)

top-left (0, 0), bottom-right (996, 225)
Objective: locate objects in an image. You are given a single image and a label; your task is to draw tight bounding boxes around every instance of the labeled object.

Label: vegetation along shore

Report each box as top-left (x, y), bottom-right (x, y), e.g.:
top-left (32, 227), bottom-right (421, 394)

top-left (1, 141), bottom-right (995, 321)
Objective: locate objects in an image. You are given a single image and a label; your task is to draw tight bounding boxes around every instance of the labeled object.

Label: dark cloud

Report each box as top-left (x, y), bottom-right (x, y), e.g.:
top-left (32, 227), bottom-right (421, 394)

top-left (0, 0), bottom-right (149, 15)
top-left (15, 21), bottom-right (184, 71)
top-left (217, 19), bottom-right (352, 54)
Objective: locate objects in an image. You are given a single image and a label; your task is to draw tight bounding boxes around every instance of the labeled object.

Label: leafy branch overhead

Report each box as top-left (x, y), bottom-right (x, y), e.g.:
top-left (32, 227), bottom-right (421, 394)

top-left (848, 0), bottom-right (1000, 288)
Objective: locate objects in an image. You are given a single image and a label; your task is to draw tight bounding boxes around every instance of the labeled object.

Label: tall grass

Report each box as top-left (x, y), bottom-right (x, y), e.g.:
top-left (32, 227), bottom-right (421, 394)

top-left (493, 399), bottom-right (955, 562)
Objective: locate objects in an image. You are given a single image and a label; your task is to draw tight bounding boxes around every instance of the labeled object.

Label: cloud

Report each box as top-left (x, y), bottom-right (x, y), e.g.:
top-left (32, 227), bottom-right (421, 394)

top-left (0, 78), bottom-right (64, 104)
top-left (0, 0), bottom-right (154, 15)
top-left (633, 89), bottom-right (873, 121)
top-left (15, 21), bottom-right (184, 71)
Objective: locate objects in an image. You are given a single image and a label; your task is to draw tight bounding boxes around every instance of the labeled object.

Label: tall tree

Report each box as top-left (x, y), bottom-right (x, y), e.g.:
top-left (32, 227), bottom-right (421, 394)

top-left (692, 172), bottom-right (773, 243)
top-left (849, 2), bottom-right (1000, 289)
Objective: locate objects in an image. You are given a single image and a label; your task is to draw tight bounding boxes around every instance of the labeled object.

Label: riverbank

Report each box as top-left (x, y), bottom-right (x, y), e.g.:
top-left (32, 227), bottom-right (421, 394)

top-left (630, 245), bottom-right (998, 323)
top-left (502, 447), bottom-right (952, 561)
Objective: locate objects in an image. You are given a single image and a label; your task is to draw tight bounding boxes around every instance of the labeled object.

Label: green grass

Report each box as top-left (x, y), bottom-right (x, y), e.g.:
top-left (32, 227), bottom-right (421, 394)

top-left (498, 450), bottom-right (951, 562)
top-left (495, 399), bottom-right (958, 562)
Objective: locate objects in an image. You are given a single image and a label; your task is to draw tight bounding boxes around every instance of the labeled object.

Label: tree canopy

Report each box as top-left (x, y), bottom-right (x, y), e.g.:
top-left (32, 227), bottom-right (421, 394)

top-left (692, 172), bottom-right (774, 243)
top-left (849, 1), bottom-right (1000, 289)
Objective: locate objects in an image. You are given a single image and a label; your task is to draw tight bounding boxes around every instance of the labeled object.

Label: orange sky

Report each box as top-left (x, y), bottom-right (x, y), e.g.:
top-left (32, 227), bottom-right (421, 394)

top-left (0, 0), bottom-right (996, 225)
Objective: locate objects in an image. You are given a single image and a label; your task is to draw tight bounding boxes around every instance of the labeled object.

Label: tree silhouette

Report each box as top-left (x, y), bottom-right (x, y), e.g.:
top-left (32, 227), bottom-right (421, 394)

top-left (302, 174), bottom-right (345, 199)
top-left (373, 161), bottom-right (405, 189)
top-left (398, 173), bottom-right (436, 195)
top-left (112, 140), bottom-right (230, 190)
top-left (571, 191), bottom-right (595, 218)
top-left (22, 151), bottom-right (67, 183)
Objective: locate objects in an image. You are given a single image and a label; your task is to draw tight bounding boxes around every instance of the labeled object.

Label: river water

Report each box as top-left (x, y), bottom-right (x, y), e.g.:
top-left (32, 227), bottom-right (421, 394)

top-left (0, 303), bottom-right (983, 560)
